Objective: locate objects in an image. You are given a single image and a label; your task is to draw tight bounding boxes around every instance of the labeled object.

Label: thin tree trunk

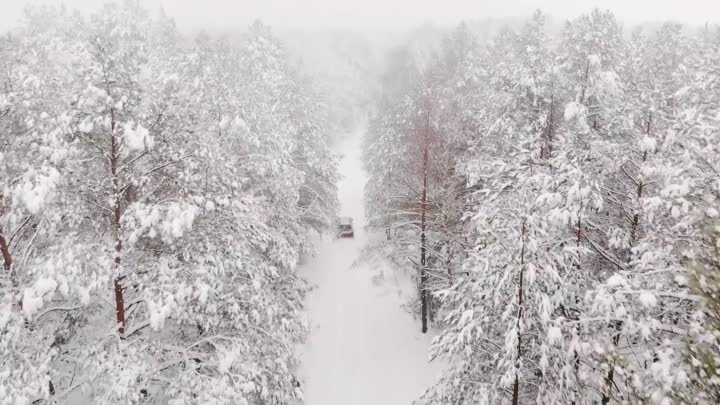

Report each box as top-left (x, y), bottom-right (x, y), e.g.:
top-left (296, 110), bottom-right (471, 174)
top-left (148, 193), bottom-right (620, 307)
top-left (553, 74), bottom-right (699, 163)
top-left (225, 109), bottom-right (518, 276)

top-left (0, 229), bottom-right (11, 273)
top-left (97, 47), bottom-right (126, 338)
top-left (512, 219), bottom-right (527, 405)
top-left (419, 95), bottom-right (430, 334)
top-left (1, 226), bottom-right (21, 311)
top-left (420, 145), bottom-right (429, 334)
top-left (386, 173), bottom-right (392, 240)
top-left (570, 348), bottom-right (580, 405)
top-left (541, 82), bottom-right (555, 160)
top-left (575, 205), bottom-right (583, 271)
top-left (446, 220), bottom-right (453, 281)
top-left (110, 109), bottom-right (126, 338)
top-left (579, 60), bottom-right (590, 105)
top-left (547, 84), bottom-right (555, 158)
top-left (629, 113), bottom-right (651, 250)
top-left (601, 323), bottom-right (622, 404)
top-left (603, 113), bottom-right (653, 404)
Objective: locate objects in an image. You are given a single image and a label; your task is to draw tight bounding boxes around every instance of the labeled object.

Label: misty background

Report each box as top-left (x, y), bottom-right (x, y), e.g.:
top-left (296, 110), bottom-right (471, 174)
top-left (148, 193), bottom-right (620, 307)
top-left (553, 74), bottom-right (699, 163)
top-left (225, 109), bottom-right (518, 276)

top-left (2, 0), bottom-right (718, 33)
top-left (2, 0), bottom-right (718, 153)
top-left (2, 0), bottom-right (718, 166)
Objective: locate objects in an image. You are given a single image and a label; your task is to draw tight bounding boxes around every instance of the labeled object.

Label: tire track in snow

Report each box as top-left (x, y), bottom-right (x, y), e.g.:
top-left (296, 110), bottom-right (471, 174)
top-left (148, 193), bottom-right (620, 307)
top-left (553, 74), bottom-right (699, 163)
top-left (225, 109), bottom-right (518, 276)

top-left (296, 128), bottom-right (443, 405)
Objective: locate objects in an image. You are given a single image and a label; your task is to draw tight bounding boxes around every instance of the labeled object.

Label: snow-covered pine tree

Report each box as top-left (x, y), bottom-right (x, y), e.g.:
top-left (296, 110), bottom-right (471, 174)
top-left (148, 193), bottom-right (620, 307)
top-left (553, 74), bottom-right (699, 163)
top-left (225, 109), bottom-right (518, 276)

top-left (583, 23), bottom-right (718, 405)
top-left (685, 217), bottom-right (720, 404)
top-left (1, 7), bottom-right (87, 402)
top-left (1, 2), bottom-right (338, 404)
top-left (364, 30), bottom-right (475, 331)
top-left (422, 12), bottom-right (598, 404)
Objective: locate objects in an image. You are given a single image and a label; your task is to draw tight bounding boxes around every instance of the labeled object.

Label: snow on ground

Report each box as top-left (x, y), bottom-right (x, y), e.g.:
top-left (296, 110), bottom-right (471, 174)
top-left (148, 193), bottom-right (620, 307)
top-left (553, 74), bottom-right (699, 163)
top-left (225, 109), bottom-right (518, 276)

top-left (296, 128), bottom-right (443, 405)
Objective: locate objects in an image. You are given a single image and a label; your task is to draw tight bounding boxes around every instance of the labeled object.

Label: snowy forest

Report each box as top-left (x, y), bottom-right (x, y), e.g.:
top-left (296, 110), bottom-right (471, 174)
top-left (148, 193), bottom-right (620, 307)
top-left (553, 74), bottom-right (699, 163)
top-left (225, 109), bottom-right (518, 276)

top-left (1, 3), bottom-right (339, 403)
top-left (365, 9), bottom-right (720, 405)
top-left (1, 1), bottom-right (719, 405)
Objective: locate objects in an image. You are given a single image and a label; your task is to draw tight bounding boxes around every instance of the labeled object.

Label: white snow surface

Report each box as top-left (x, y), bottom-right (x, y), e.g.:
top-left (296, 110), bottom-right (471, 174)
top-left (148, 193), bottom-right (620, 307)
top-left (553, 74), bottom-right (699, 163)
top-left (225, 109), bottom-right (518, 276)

top-left (296, 129), bottom-right (443, 405)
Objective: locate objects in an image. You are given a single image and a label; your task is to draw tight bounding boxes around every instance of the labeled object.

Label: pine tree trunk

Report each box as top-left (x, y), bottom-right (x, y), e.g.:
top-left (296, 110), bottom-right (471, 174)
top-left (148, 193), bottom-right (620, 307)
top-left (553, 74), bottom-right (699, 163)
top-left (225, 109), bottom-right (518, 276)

top-left (1, 226), bottom-right (23, 312)
top-left (512, 219), bottom-right (527, 405)
top-left (110, 110), bottom-right (126, 338)
top-left (603, 113), bottom-right (653, 404)
top-left (575, 203), bottom-right (583, 268)
top-left (0, 230), bottom-right (11, 273)
top-left (579, 60), bottom-right (590, 104)
top-left (629, 113), bottom-right (650, 249)
top-left (419, 95), bottom-right (430, 334)
top-left (386, 174), bottom-right (392, 241)
top-left (420, 144), bottom-right (429, 334)
top-left (601, 323), bottom-right (622, 404)
top-left (547, 86), bottom-right (555, 158)
top-left (541, 82), bottom-right (555, 160)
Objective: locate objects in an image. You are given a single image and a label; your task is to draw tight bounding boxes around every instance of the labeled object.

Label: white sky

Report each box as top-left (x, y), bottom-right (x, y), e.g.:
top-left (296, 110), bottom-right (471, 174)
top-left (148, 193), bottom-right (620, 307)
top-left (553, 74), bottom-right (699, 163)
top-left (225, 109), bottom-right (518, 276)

top-left (1, 0), bottom-right (719, 33)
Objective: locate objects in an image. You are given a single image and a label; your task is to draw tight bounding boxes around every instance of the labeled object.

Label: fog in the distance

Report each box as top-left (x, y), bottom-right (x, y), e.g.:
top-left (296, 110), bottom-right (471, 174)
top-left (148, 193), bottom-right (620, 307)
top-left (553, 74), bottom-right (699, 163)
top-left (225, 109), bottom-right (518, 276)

top-left (1, 0), bottom-right (718, 33)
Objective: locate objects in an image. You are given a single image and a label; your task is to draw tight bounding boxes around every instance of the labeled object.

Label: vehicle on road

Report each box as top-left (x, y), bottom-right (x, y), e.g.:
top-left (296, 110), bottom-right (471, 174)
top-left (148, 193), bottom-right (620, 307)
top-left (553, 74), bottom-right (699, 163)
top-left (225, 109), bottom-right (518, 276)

top-left (336, 217), bottom-right (354, 238)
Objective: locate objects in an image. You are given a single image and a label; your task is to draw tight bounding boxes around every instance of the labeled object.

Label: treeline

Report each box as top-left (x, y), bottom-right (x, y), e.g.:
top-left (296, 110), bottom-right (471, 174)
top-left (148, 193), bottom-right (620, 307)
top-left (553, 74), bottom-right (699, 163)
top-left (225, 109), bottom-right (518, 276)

top-left (365, 9), bottom-right (719, 405)
top-left (1, 2), bottom-right (337, 404)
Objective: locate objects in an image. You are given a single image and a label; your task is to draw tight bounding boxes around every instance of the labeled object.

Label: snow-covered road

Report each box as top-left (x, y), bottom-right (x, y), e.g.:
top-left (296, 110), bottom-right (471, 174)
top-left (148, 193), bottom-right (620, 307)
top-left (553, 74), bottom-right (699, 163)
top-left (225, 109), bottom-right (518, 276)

top-left (296, 130), bottom-right (442, 405)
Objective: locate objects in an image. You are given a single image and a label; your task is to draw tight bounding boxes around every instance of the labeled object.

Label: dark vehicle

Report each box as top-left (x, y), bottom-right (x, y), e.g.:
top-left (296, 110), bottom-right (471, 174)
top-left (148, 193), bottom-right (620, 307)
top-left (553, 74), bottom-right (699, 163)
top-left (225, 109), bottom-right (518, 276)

top-left (336, 217), bottom-right (354, 238)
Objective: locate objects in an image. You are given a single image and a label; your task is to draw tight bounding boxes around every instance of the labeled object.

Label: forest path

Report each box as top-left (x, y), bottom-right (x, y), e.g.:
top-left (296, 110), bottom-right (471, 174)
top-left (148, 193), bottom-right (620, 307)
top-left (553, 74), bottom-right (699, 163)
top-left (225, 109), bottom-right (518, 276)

top-left (296, 128), bottom-right (441, 405)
